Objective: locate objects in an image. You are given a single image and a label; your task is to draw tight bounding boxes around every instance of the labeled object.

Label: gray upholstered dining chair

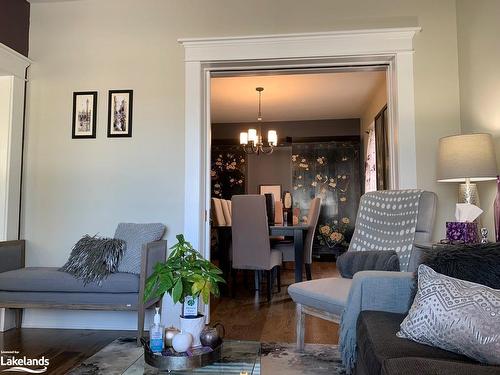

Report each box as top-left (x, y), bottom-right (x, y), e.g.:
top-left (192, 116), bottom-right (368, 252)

top-left (288, 190), bottom-right (437, 351)
top-left (231, 195), bottom-right (282, 301)
top-left (274, 197), bottom-right (321, 280)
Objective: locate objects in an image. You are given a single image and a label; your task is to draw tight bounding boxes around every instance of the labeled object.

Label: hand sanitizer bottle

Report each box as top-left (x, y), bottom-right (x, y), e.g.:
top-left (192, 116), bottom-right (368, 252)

top-left (149, 307), bottom-right (164, 354)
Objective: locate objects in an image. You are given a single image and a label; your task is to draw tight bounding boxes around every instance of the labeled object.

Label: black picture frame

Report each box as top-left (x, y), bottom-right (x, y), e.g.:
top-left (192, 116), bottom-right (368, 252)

top-left (107, 89), bottom-right (133, 138)
top-left (72, 91), bottom-right (97, 139)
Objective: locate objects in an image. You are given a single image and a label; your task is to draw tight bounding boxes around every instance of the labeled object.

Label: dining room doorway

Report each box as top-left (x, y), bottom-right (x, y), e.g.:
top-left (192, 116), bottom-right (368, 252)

top-left (177, 28), bottom-right (420, 334)
top-left (207, 67), bottom-right (390, 343)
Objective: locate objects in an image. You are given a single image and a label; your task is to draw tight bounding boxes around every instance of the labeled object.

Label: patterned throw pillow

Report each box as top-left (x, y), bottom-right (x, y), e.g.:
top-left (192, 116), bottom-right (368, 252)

top-left (60, 235), bottom-right (125, 285)
top-left (115, 223), bottom-right (166, 274)
top-left (397, 264), bottom-right (500, 365)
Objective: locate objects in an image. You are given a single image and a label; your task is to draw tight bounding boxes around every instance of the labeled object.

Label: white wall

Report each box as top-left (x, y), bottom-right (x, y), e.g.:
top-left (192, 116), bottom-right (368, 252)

top-left (24, 0), bottom-right (462, 329)
top-left (456, 0), bottom-right (500, 240)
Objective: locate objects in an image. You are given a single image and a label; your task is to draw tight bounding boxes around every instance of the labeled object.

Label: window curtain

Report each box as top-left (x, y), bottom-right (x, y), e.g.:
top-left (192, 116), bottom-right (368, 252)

top-left (375, 106), bottom-right (389, 190)
top-left (364, 127), bottom-right (377, 193)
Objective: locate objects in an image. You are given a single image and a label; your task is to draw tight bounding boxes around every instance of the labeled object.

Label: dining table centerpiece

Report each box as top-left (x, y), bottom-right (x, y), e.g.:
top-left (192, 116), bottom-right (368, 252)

top-left (144, 234), bottom-right (225, 348)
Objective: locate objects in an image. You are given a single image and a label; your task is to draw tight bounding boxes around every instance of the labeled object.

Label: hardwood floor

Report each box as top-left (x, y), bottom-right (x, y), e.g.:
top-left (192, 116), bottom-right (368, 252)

top-left (0, 328), bottom-right (130, 375)
top-left (0, 262), bottom-right (338, 374)
top-left (210, 261), bottom-right (340, 345)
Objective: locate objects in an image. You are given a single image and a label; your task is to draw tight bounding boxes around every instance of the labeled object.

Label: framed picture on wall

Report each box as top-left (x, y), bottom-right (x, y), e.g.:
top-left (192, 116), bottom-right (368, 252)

top-left (107, 89), bottom-right (133, 137)
top-left (259, 184), bottom-right (282, 202)
top-left (72, 91), bottom-right (97, 139)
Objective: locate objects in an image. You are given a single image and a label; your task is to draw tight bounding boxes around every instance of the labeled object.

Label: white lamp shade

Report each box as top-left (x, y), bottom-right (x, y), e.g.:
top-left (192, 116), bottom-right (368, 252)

top-left (437, 133), bottom-right (498, 182)
top-left (267, 130), bottom-right (277, 146)
top-left (248, 129), bottom-right (257, 143)
top-left (240, 132), bottom-right (248, 145)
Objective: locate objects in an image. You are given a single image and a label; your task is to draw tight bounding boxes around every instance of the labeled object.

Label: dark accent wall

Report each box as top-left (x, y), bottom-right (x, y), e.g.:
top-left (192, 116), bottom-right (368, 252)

top-left (212, 118), bottom-right (360, 198)
top-left (212, 119), bottom-right (360, 141)
top-left (0, 0), bottom-right (30, 57)
top-left (247, 147), bottom-right (293, 195)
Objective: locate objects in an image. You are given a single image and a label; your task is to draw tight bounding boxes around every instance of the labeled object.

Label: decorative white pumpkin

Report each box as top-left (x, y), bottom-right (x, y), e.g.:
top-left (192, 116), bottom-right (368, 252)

top-left (172, 331), bottom-right (193, 353)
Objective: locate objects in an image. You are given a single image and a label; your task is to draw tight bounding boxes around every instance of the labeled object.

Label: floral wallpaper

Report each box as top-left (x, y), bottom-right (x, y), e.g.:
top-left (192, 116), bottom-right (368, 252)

top-left (211, 145), bottom-right (246, 199)
top-left (292, 141), bottom-right (361, 256)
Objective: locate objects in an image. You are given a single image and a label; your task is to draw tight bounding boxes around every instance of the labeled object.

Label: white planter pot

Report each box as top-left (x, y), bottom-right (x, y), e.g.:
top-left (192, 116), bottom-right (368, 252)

top-left (179, 315), bottom-right (205, 348)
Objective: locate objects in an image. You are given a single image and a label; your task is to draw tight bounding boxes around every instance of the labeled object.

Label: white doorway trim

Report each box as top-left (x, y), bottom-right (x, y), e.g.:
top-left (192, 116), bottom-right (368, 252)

top-left (0, 43), bottom-right (30, 241)
top-left (179, 27), bottom-right (420, 260)
top-left (0, 43), bottom-right (30, 332)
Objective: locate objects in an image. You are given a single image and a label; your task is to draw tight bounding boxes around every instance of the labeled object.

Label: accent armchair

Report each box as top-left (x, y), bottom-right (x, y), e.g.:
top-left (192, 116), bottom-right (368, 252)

top-left (288, 190), bottom-right (437, 356)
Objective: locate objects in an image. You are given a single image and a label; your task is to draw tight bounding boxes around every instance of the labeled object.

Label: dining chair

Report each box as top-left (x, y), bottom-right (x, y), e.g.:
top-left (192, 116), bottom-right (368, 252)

top-left (274, 197), bottom-right (321, 280)
top-left (221, 199), bottom-right (232, 226)
top-left (231, 195), bottom-right (282, 301)
top-left (211, 198), bottom-right (226, 226)
top-left (274, 200), bottom-right (284, 225)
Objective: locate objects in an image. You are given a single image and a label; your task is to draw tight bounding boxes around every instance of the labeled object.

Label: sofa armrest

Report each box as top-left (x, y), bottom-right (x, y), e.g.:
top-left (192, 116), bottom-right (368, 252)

top-left (340, 271), bottom-right (416, 372)
top-left (352, 270), bottom-right (416, 314)
top-left (0, 240), bottom-right (25, 273)
top-left (139, 240), bottom-right (167, 307)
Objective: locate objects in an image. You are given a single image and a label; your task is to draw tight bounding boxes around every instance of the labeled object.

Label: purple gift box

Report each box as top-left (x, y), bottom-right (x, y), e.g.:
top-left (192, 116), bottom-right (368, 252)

top-left (446, 222), bottom-right (479, 244)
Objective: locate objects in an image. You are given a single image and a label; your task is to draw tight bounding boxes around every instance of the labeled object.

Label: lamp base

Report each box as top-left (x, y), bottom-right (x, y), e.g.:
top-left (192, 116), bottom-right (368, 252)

top-left (458, 183), bottom-right (482, 227)
top-left (458, 183), bottom-right (480, 206)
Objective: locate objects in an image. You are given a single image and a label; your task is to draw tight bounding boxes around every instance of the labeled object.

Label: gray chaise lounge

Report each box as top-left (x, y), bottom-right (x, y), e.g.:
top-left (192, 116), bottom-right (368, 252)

top-left (0, 239), bottom-right (167, 345)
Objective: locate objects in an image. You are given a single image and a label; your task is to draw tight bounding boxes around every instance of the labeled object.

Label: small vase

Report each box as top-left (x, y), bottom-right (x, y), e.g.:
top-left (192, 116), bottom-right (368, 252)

top-left (180, 315), bottom-right (205, 348)
top-left (495, 176), bottom-right (500, 242)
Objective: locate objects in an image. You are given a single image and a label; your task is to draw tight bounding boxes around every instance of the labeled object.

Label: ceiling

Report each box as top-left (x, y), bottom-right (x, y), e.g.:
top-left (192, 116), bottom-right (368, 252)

top-left (211, 71), bottom-right (386, 123)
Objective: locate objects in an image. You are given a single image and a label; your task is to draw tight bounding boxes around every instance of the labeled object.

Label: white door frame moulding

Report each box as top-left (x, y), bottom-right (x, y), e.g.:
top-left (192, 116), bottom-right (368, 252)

top-left (179, 26), bottom-right (420, 260)
top-left (0, 43), bottom-right (30, 332)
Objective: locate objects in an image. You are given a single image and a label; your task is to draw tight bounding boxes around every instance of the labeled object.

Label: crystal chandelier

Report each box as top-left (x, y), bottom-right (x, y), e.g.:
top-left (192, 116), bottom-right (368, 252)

top-left (239, 87), bottom-right (278, 155)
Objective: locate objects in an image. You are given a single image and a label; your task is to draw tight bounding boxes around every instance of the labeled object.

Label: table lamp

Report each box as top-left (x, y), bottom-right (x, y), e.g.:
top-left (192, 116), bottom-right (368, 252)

top-left (437, 133), bottom-right (498, 204)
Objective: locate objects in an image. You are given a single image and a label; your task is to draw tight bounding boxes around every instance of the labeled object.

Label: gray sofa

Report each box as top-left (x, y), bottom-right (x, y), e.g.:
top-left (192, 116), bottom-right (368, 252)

top-left (352, 272), bottom-right (500, 375)
top-left (0, 239), bottom-right (167, 345)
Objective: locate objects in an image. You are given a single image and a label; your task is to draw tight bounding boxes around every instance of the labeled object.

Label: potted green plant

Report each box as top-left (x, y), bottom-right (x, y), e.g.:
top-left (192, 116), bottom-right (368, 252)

top-left (144, 234), bottom-right (225, 347)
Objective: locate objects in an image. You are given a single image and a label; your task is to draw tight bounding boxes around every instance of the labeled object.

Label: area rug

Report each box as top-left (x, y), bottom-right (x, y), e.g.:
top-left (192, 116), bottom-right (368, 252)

top-left (69, 338), bottom-right (345, 374)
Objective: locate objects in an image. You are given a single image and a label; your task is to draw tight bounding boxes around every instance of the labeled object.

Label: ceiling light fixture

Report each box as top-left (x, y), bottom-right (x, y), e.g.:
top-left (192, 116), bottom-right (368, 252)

top-left (239, 87), bottom-right (277, 155)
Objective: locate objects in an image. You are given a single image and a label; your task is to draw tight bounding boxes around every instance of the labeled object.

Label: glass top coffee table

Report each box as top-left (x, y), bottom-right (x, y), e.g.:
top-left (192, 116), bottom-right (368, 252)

top-left (123, 340), bottom-right (261, 374)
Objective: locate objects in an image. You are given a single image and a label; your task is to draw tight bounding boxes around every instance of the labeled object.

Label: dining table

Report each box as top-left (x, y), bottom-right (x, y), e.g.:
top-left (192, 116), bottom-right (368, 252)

top-left (269, 224), bottom-right (309, 283)
top-left (213, 224), bottom-right (310, 286)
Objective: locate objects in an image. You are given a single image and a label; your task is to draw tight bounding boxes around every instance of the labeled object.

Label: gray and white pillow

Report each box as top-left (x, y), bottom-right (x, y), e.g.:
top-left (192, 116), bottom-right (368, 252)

top-left (397, 264), bottom-right (500, 365)
top-left (115, 222), bottom-right (166, 274)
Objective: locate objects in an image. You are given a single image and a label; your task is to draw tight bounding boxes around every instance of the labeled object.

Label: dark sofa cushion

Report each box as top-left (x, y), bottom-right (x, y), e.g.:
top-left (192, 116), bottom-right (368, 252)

top-left (0, 267), bottom-right (139, 293)
top-left (381, 357), bottom-right (500, 375)
top-left (356, 311), bottom-right (474, 375)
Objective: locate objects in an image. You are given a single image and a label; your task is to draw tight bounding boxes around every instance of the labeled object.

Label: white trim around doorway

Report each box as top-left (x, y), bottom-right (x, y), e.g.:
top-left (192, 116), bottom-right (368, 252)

top-left (0, 42), bottom-right (30, 332)
top-left (179, 27), bottom-right (420, 263)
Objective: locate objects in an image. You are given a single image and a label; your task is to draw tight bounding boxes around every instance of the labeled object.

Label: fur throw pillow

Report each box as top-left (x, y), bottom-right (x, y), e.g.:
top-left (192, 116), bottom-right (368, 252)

top-left (422, 242), bottom-right (500, 289)
top-left (60, 235), bottom-right (125, 285)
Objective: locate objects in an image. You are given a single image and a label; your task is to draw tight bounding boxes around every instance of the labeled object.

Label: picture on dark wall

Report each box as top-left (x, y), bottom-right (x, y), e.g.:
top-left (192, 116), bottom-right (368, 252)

top-left (72, 91), bottom-right (97, 139)
top-left (259, 184), bottom-right (282, 202)
top-left (107, 90), bottom-right (133, 137)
